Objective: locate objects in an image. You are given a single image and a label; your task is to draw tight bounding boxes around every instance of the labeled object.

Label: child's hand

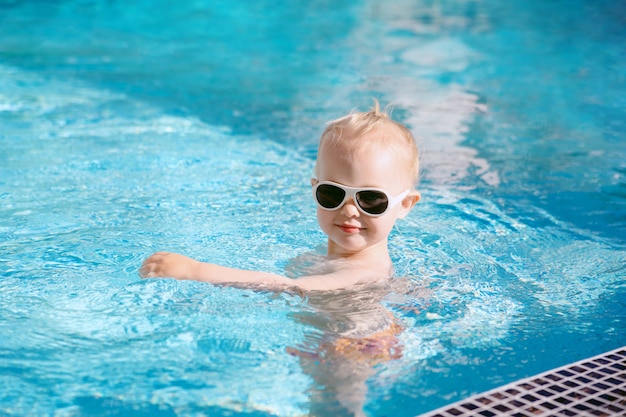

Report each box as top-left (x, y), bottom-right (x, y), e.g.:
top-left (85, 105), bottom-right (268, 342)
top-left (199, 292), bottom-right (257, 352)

top-left (139, 252), bottom-right (199, 280)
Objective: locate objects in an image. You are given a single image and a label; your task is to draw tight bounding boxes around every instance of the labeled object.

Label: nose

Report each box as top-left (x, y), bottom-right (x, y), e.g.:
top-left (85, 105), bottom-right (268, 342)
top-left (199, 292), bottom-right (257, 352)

top-left (340, 197), bottom-right (360, 217)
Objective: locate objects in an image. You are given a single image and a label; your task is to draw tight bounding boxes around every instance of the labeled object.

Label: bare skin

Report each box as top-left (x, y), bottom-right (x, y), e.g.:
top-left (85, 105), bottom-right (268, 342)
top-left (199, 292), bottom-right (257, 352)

top-left (140, 251), bottom-right (391, 292)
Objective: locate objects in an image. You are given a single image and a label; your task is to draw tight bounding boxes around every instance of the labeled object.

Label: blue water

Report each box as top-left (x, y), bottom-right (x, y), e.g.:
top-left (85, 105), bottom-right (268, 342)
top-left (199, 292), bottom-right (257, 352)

top-left (1, 0), bottom-right (625, 416)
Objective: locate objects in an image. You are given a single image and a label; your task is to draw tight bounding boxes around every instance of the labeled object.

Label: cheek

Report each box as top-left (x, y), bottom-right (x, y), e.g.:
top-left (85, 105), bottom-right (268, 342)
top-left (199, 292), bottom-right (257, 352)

top-left (316, 208), bottom-right (335, 230)
top-left (369, 214), bottom-right (399, 235)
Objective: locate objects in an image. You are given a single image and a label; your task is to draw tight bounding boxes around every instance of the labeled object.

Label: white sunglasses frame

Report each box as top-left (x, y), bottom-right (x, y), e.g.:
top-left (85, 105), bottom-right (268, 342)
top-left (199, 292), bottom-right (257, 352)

top-left (312, 179), bottom-right (410, 217)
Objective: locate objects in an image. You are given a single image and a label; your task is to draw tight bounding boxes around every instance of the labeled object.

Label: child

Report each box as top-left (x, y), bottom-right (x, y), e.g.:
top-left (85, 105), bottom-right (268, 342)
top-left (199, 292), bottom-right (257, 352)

top-left (140, 102), bottom-right (421, 290)
top-left (141, 102), bottom-right (421, 416)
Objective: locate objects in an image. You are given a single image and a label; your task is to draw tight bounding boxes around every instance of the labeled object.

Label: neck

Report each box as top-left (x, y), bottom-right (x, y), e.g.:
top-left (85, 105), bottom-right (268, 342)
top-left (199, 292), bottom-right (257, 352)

top-left (326, 239), bottom-right (393, 272)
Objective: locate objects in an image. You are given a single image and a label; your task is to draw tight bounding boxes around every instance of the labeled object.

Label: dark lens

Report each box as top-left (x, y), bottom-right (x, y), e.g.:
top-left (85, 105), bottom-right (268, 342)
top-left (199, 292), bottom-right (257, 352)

top-left (356, 190), bottom-right (388, 215)
top-left (316, 184), bottom-right (346, 209)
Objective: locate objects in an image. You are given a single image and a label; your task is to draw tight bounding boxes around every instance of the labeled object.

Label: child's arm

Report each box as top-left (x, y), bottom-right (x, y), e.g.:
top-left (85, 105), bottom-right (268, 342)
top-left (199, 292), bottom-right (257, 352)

top-left (140, 251), bottom-right (367, 293)
top-left (140, 252), bottom-right (296, 289)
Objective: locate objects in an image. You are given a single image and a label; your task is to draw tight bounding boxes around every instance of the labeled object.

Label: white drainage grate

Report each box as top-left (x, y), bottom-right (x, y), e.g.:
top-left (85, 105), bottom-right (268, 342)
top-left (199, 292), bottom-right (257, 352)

top-left (420, 346), bottom-right (626, 417)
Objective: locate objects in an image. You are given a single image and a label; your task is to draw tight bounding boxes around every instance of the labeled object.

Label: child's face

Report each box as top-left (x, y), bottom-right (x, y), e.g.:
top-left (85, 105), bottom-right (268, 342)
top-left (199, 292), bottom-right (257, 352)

top-left (314, 130), bottom-right (418, 257)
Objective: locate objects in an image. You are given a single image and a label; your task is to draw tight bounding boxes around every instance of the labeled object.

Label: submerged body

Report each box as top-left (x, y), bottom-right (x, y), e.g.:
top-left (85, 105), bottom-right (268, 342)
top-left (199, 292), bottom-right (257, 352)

top-left (140, 103), bottom-right (421, 415)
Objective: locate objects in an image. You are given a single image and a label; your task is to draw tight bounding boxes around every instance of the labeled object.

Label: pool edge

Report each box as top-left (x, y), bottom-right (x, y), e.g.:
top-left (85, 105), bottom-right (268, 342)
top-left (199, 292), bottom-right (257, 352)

top-left (418, 345), bottom-right (626, 417)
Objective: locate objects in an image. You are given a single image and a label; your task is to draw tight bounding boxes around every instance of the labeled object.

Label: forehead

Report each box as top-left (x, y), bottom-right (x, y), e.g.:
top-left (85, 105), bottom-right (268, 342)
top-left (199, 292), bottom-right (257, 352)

top-left (316, 139), bottom-right (412, 190)
top-left (320, 126), bottom-right (412, 165)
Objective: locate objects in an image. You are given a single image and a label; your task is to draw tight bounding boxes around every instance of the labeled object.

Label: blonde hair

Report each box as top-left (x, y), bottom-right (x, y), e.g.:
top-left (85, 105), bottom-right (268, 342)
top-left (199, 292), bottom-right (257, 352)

top-left (316, 101), bottom-right (420, 186)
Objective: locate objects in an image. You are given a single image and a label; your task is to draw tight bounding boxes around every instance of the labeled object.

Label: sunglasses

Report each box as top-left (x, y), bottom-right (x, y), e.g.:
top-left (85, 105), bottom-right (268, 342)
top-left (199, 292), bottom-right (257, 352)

top-left (313, 180), bottom-right (410, 217)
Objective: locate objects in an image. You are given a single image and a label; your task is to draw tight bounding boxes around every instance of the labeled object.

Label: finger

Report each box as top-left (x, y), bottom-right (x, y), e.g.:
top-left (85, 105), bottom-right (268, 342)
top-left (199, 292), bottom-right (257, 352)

top-left (139, 263), bottom-right (155, 278)
top-left (141, 252), bottom-right (165, 268)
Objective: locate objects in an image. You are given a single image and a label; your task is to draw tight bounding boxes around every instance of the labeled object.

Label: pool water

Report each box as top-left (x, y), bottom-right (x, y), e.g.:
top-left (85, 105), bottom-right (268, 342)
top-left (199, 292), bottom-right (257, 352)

top-left (0, 0), bottom-right (624, 416)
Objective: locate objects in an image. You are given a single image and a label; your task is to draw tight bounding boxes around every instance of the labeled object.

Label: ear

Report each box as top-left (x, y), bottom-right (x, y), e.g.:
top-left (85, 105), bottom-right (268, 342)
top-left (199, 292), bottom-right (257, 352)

top-left (310, 178), bottom-right (318, 187)
top-left (397, 191), bottom-right (420, 219)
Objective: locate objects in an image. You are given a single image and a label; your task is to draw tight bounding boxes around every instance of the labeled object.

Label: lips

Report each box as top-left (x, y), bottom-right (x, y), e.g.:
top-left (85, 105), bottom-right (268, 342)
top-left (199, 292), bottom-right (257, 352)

top-left (337, 224), bottom-right (362, 234)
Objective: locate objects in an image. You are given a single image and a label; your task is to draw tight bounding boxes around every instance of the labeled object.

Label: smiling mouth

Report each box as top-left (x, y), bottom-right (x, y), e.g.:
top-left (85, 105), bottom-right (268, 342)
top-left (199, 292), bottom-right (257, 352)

top-left (337, 224), bottom-right (361, 234)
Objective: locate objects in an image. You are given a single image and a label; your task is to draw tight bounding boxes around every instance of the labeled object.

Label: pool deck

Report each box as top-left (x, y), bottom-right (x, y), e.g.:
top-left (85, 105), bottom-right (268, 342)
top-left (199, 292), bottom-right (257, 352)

top-left (419, 346), bottom-right (626, 417)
